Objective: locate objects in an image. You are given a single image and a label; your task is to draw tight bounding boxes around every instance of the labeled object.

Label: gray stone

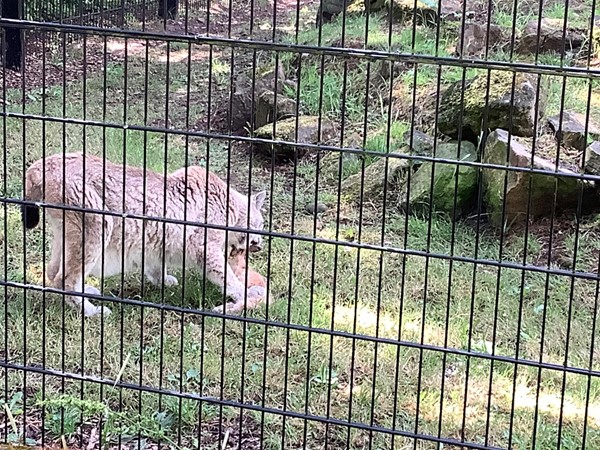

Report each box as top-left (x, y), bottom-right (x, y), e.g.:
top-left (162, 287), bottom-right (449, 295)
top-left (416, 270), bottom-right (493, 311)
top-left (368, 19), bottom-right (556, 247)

top-left (305, 202), bottom-right (329, 215)
top-left (548, 111), bottom-right (600, 151)
top-left (253, 116), bottom-right (337, 160)
top-left (402, 129), bottom-right (434, 157)
top-left (455, 23), bottom-right (504, 57)
top-left (230, 63), bottom-right (290, 131)
top-left (255, 91), bottom-right (297, 130)
top-left (438, 71), bottom-right (542, 140)
top-left (585, 141), bottom-right (600, 174)
top-left (516, 18), bottom-right (587, 56)
top-left (401, 141), bottom-right (478, 218)
top-left (482, 129), bottom-right (581, 227)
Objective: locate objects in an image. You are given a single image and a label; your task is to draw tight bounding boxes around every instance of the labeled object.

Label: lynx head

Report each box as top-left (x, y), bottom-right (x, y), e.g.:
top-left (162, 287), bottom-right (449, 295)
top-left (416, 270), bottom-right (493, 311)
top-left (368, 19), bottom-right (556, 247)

top-left (234, 190), bottom-right (267, 254)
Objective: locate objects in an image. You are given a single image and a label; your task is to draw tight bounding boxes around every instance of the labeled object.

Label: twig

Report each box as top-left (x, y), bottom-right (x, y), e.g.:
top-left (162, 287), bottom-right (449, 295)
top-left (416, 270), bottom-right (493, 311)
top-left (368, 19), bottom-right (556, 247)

top-left (3, 403), bottom-right (18, 436)
top-left (221, 428), bottom-right (230, 450)
top-left (113, 352), bottom-right (131, 387)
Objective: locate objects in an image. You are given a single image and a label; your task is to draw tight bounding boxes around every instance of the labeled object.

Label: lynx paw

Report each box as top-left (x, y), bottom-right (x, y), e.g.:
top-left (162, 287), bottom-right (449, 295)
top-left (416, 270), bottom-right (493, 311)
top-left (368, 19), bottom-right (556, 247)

top-left (248, 285), bottom-right (266, 298)
top-left (212, 303), bottom-right (231, 314)
top-left (84, 285), bottom-right (101, 296)
top-left (82, 286), bottom-right (111, 317)
top-left (84, 304), bottom-right (112, 318)
top-left (212, 288), bottom-right (266, 314)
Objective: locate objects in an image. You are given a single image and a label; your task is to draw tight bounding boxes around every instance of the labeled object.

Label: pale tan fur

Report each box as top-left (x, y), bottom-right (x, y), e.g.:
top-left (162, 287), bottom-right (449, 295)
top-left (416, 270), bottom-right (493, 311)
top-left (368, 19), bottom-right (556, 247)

top-left (23, 152), bottom-right (268, 317)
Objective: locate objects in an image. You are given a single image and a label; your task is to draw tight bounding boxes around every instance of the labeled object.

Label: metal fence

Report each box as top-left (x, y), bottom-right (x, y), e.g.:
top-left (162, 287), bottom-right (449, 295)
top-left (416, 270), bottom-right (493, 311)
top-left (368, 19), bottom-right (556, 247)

top-left (1, 0), bottom-right (600, 448)
top-left (25, 0), bottom-right (155, 27)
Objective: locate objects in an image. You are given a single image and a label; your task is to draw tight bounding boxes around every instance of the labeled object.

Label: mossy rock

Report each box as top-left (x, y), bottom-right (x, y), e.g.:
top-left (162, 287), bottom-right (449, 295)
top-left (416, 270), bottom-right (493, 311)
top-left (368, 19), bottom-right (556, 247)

top-left (482, 129), bottom-right (581, 228)
top-left (401, 141), bottom-right (478, 218)
top-left (438, 71), bottom-right (543, 141)
top-left (253, 116), bottom-right (336, 160)
top-left (341, 151), bottom-right (412, 201)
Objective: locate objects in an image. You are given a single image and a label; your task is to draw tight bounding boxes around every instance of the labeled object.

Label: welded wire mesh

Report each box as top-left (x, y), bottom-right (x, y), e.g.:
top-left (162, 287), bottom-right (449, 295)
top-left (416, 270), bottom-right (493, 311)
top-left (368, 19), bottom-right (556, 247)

top-left (1, 0), bottom-right (600, 449)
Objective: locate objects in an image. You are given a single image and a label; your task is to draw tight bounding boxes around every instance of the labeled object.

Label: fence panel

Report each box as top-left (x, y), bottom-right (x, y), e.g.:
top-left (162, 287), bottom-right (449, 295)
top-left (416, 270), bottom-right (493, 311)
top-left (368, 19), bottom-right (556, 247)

top-left (1, 0), bottom-right (600, 449)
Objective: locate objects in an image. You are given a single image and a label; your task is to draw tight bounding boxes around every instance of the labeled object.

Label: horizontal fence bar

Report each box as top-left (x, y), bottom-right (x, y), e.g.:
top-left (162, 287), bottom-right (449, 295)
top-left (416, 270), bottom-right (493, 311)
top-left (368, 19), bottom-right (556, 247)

top-left (0, 360), bottom-right (506, 450)
top-left (2, 111), bottom-right (599, 183)
top-left (5, 197), bottom-right (600, 282)
top-left (1, 18), bottom-right (599, 79)
top-left (1, 284), bottom-right (598, 379)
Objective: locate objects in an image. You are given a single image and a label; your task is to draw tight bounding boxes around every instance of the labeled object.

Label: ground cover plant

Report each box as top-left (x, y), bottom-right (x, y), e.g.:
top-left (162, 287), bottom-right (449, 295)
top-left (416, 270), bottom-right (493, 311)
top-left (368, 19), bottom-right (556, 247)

top-left (1, 0), bottom-right (600, 448)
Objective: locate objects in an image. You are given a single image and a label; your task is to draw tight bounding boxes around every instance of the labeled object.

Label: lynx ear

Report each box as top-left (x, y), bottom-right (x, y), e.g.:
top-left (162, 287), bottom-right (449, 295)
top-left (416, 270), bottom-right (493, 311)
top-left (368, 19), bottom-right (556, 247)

top-left (252, 191), bottom-right (267, 210)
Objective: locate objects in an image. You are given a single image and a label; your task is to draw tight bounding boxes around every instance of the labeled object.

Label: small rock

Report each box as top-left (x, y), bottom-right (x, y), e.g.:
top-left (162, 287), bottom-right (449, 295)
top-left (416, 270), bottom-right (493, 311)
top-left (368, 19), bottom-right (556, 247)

top-left (584, 141), bottom-right (600, 174)
top-left (438, 71), bottom-right (543, 141)
top-left (341, 152), bottom-right (411, 201)
top-left (516, 18), bottom-right (587, 55)
top-left (455, 23), bottom-right (504, 57)
top-left (377, 61), bottom-right (404, 83)
top-left (482, 129), bottom-right (581, 227)
top-left (255, 91), bottom-right (297, 130)
top-left (305, 202), bottom-right (328, 215)
top-left (548, 111), bottom-right (600, 151)
top-left (401, 141), bottom-right (478, 218)
top-left (253, 116), bottom-right (337, 160)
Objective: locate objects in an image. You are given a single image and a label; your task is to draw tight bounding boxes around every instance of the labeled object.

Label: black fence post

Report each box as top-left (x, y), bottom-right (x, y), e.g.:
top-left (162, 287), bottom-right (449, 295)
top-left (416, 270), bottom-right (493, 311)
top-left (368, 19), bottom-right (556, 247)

top-left (158, 0), bottom-right (179, 19)
top-left (1, 0), bottom-right (23, 70)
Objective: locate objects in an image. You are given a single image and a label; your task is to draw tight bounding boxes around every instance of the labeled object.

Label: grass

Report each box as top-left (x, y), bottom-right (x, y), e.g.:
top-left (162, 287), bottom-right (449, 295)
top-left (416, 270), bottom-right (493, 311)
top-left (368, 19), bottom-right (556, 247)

top-left (1, 3), bottom-right (600, 450)
top-left (492, 0), bottom-right (596, 29)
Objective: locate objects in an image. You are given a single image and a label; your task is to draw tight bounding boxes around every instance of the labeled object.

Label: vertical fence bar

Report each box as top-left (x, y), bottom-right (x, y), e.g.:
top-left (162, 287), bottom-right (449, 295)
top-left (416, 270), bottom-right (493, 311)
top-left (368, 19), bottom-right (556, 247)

top-left (1, 0), bottom-right (22, 70)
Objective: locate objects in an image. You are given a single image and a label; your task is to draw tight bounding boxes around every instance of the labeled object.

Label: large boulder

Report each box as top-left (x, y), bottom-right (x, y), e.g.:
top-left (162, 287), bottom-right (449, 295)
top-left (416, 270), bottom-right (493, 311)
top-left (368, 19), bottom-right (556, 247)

top-left (401, 141), bottom-right (478, 218)
top-left (548, 111), bottom-right (600, 151)
top-left (482, 129), bottom-right (582, 227)
top-left (516, 18), bottom-right (587, 55)
top-left (253, 116), bottom-right (336, 160)
top-left (438, 71), bottom-right (543, 142)
top-left (255, 91), bottom-right (297, 130)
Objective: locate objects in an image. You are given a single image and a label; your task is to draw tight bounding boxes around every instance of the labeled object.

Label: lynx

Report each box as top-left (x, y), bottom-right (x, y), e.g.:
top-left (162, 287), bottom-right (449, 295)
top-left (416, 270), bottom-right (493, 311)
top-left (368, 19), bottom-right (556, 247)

top-left (21, 152), bottom-right (268, 317)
